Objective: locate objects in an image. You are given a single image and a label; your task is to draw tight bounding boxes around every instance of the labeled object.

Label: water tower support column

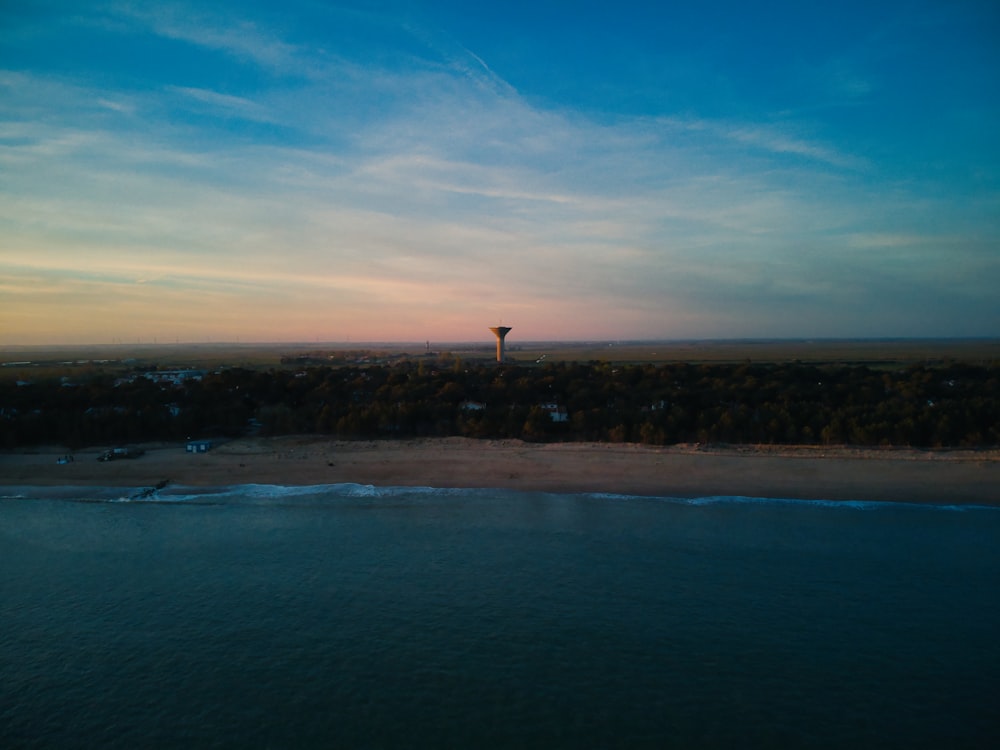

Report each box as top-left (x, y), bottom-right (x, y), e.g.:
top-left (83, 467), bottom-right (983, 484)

top-left (489, 326), bottom-right (512, 362)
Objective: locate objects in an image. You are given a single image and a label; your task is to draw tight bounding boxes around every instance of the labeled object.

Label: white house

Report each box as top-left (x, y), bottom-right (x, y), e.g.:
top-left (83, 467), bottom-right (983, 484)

top-left (186, 439), bottom-right (212, 453)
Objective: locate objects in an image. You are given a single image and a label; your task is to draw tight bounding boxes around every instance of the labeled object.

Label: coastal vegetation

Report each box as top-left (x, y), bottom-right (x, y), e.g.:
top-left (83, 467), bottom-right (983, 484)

top-left (2, 358), bottom-right (998, 450)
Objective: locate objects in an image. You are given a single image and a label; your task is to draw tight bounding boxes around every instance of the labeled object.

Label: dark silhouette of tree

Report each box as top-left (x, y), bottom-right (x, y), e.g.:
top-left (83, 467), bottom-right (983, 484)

top-left (2, 359), bottom-right (998, 449)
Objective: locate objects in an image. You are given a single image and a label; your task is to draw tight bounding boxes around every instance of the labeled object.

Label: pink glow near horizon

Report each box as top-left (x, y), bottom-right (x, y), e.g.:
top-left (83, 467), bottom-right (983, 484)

top-left (3, 2), bottom-right (997, 344)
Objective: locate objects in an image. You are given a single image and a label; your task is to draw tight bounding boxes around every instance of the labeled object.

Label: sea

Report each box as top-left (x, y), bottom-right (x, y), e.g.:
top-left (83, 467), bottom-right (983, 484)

top-left (2, 483), bottom-right (998, 749)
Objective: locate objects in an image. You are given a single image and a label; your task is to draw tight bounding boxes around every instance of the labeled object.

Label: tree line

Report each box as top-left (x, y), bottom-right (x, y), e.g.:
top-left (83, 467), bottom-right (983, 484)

top-left (2, 359), bottom-right (998, 449)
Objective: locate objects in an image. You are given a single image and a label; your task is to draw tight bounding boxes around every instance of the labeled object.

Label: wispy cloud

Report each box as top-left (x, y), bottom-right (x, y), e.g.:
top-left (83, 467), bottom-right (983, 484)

top-left (1, 1), bottom-right (997, 343)
top-left (166, 85), bottom-right (274, 122)
top-left (657, 116), bottom-right (867, 170)
top-left (113, 2), bottom-right (304, 74)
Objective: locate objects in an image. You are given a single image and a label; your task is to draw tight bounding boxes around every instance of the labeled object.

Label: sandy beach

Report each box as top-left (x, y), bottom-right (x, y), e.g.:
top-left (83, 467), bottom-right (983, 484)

top-left (1, 436), bottom-right (998, 505)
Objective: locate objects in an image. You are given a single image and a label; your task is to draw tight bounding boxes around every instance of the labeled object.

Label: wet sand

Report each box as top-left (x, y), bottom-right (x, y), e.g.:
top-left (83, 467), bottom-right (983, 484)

top-left (2, 437), bottom-right (998, 505)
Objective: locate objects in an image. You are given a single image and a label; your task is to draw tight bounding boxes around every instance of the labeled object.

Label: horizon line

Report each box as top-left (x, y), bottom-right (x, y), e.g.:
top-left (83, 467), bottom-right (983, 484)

top-left (4, 336), bottom-right (1000, 350)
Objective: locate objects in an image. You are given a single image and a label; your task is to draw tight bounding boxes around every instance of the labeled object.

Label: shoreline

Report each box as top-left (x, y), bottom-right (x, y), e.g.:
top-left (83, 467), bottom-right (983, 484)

top-left (2, 437), bottom-right (998, 505)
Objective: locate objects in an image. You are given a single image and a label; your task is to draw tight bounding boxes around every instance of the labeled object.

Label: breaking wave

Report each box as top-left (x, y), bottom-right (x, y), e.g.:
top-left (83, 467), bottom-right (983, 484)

top-left (1, 483), bottom-right (995, 511)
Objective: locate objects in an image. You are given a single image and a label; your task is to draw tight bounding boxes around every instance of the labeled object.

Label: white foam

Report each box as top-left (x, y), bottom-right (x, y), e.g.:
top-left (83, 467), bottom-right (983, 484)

top-left (3, 483), bottom-right (995, 511)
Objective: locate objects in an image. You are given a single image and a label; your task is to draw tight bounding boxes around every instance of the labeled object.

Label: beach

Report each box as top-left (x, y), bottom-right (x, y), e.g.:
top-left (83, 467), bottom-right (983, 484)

top-left (2, 437), bottom-right (997, 505)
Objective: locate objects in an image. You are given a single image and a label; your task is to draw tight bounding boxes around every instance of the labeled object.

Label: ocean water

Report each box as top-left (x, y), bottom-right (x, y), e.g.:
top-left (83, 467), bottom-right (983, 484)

top-left (1, 485), bottom-right (998, 749)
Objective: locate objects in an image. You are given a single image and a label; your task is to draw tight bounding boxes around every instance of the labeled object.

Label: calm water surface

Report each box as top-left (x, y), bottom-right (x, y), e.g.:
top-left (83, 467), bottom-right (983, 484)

top-left (2, 485), bottom-right (998, 748)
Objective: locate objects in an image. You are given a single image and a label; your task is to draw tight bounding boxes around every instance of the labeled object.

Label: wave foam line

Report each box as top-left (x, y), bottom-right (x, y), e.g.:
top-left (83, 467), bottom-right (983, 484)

top-left (585, 492), bottom-right (998, 511)
top-left (3, 483), bottom-right (996, 511)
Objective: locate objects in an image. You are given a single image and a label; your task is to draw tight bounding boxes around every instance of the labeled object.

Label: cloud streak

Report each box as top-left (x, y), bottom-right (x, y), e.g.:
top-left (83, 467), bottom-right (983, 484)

top-left (113, 2), bottom-right (305, 74)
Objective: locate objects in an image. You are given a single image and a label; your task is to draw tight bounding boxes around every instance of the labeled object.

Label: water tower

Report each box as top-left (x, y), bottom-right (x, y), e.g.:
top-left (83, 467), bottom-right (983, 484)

top-left (489, 326), bottom-right (512, 362)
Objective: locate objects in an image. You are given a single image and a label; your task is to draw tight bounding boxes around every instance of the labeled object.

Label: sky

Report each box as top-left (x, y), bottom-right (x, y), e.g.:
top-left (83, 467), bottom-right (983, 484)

top-left (2, 0), bottom-right (998, 345)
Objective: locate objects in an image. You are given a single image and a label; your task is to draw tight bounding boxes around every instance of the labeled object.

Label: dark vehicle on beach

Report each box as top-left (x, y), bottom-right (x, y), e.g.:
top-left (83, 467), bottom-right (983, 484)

top-left (97, 447), bottom-right (145, 461)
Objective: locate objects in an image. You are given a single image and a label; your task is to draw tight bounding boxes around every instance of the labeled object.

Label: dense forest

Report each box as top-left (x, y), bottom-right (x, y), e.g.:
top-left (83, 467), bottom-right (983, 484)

top-left (2, 359), bottom-right (998, 449)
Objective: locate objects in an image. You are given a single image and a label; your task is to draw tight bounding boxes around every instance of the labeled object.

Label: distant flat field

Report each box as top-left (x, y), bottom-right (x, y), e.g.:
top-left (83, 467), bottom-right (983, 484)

top-left (502, 338), bottom-right (1000, 365)
top-left (2, 338), bottom-right (998, 376)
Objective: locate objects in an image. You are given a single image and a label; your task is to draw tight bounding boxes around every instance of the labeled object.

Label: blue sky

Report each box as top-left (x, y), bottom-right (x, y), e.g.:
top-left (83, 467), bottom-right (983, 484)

top-left (2, 0), bottom-right (998, 344)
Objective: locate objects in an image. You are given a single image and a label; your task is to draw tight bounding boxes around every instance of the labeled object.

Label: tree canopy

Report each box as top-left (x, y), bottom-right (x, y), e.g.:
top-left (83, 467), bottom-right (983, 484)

top-left (3, 359), bottom-right (998, 449)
